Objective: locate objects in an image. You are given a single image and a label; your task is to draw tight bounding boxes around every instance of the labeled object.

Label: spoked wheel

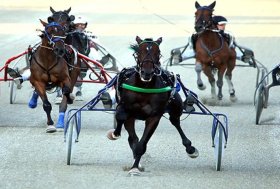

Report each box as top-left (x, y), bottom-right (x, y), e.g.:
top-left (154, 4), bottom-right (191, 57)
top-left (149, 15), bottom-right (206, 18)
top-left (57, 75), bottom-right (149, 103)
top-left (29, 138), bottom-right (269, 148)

top-left (214, 123), bottom-right (225, 171)
top-left (66, 115), bottom-right (78, 165)
top-left (255, 83), bottom-right (265, 125)
top-left (255, 69), bottom-right (267, 125)
top-left (9, 80), bottom-right (17, 104)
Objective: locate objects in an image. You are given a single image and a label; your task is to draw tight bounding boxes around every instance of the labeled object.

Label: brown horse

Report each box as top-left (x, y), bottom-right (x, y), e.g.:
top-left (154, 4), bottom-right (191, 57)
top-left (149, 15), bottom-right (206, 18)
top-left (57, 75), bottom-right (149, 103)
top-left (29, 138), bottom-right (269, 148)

top-left (194, 1), bottom-right (236, 101)
top-left (107, 36), bottom-right (198, 176)
top-left (29, 20), bottom-right (80, 132)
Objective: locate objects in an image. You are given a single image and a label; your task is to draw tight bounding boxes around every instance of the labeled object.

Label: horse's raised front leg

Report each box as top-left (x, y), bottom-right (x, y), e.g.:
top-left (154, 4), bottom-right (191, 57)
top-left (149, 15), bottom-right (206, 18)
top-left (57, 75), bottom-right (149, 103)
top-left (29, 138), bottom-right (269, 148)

top-left (107, 103), bottom-right (126, 140)
top-left (126, 117), bottom-right (158, 176)
top-left (168, 93), bottom-right (199, 158)
top-left (195, 62), bottom-right (206, 90)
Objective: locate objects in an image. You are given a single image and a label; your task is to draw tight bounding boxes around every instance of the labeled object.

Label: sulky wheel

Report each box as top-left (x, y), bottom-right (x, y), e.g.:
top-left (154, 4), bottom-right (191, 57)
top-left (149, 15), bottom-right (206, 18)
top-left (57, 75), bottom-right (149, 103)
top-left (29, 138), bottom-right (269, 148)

top-left (66, 115), bottom-right (78, 165)
top-left (214, 123), bottom-right (225, 171)
top-left (9, 80), bottom-right (17, 104)
top-left (255, 83), bottom-right (265, 125)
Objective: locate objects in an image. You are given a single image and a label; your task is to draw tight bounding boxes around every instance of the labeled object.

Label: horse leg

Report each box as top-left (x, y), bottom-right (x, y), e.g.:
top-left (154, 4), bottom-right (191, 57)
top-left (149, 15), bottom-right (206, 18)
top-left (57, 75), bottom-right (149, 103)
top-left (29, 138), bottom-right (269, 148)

top-left (55, 81), bottom-right (73, 129)
top-left (126, 117), bottom-right (158, 176)
top-left (216, 69), bottom-right (226, 100)
top-left (42, 98), bottom-right (57, 133)
top-left (225, 56), bottom-right (237, 101)
top-left (62, 82), bottom-right (74, 104)
top-left (203, 66), bottom-right (216, 99)
top-left (56, 95), bottom-right (68, 129)
top-left (29, 82), bottom-right (56, 132)
top-left (168, 93), bottom-right (199, 158)
top-left (225, 72), bottom-right (236, 102)
top-left (107, 103), bottom-right (127, 140)
top-left (195, 62), bottom-right (206, 90)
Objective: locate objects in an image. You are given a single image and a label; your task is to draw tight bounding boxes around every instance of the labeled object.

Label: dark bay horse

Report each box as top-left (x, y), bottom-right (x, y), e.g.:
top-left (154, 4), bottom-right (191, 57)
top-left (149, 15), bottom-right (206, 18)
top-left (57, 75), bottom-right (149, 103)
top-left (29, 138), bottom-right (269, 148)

top-left (49, 7), bottom-right (91, 97)
top-left (48, 7), bottom-right (75, 31)
top-left (29, 20), bottom-right (80, 132)
top-left (194, 1), bottom-right (236, 101)
top-left (107, 36), bottom-right (198, 176)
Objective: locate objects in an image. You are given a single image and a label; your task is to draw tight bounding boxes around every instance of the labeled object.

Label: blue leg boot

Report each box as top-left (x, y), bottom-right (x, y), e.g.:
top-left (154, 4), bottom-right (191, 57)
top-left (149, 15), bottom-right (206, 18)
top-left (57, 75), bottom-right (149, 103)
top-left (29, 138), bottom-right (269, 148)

top-left (28, 91), bottom-right (39, 109)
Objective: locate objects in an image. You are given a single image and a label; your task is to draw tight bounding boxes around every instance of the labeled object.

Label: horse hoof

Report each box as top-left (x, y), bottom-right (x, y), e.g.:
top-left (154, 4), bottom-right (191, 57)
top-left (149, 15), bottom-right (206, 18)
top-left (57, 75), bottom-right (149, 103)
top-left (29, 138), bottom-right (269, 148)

top-left (187, 147), bottom-right (199, 158)
top-left (198, 84), bottom-right (206, 90)
top-left (46, 125), bottom-right (57, 133)
top-left (128, 168), bottom-right (141, 176)
top-left (107, 129), bottom-right (120, 140)
top-left (230, 95), bottom-right (237, 102)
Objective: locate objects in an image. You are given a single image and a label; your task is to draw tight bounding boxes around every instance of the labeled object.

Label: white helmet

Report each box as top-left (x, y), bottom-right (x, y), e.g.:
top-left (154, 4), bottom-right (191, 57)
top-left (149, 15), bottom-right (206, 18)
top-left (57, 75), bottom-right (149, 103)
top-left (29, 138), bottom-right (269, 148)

top-left (73, 15), bottom-right (88, 25)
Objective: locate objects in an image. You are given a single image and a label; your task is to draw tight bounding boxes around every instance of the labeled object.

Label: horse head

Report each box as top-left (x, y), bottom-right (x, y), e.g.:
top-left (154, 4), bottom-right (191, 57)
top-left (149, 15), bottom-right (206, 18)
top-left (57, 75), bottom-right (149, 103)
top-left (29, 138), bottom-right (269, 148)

top-left (194, 1), bottom-right (216, 32)
top-left (40, 19), bottom-right (67, 57)
top-left (132, 36), bottom-right (162, 82)
top-left (48, 7), bottom-right (75, 31)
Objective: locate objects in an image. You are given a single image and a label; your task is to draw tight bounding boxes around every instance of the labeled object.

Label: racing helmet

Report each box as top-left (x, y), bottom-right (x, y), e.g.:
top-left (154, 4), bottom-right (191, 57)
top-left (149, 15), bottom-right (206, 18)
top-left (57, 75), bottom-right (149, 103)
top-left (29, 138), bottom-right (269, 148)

top-left (212, 15), bottom-right (228, 25)
top-left (73, 15), bottom-right (88, 27)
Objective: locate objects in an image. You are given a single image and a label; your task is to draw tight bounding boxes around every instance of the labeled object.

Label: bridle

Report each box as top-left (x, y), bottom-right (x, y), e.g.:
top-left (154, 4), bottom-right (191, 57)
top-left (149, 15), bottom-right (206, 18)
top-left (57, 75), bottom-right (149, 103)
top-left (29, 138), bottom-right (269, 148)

top-left (195, 7), bottom-right (214, 33)
top-left (44, 22), bottom-right (66, 48)
top-left (133, 40), bottom-right (162, 78)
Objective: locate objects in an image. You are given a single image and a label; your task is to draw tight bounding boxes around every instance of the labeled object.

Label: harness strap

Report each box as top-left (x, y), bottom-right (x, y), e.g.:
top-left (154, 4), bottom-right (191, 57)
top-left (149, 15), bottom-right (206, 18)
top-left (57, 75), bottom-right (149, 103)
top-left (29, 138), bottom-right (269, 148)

top-left (200, 33), bottom-right (224, 57)
top-left (33, 53), bottom-right (59, 82)
top-left (122, 83), bottom-right (172, 93)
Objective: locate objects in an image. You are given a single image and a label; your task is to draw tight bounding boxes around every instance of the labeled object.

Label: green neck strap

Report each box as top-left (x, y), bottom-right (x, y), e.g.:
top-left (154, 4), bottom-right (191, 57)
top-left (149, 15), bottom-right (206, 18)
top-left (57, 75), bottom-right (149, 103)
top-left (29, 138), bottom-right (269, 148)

top-left (122, 83), bottom-right (172, 93)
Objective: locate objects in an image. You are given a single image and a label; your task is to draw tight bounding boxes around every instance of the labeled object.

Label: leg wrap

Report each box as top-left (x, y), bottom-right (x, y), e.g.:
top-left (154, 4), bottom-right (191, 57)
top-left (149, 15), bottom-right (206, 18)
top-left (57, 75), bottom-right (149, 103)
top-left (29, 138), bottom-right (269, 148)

top-left (195, 63), bottom-right (202, 72)
top-left (43, 100), bottom-right (52, 112)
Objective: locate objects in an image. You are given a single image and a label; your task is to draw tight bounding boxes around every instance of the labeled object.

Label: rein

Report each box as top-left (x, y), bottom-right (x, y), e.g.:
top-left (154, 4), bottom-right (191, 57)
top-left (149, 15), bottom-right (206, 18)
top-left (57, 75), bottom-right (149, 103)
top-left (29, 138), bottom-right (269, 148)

top-left (122, 83), bottom-right (172, 93)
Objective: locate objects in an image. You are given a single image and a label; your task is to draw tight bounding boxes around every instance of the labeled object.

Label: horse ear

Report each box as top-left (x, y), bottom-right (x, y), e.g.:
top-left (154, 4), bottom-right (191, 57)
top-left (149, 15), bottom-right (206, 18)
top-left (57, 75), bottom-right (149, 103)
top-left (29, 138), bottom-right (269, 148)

top-left (195, 1), bottom-right (201, 9)
top-left (50, 6), bottom-right (55, 13)
top-left (40, 19), bottom-right (47, 27)
top-left (47, 16), bottom-right (54, 23)
top-left (156, 37), bottom-right (162, 45)
top-left (136, 36), bottom-right (142, 44)
top-left (65, 7), bottom-right (71, 14)
top-left (208, 1), bottom-right (216, 10)
top-left (69, 15), bottom-right (75, 21)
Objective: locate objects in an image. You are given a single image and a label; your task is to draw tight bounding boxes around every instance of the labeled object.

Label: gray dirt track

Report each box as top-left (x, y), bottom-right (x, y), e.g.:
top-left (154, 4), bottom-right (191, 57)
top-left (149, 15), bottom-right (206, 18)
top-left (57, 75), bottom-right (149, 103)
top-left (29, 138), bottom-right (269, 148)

top-left (1, 1), bottom-right (280, 189)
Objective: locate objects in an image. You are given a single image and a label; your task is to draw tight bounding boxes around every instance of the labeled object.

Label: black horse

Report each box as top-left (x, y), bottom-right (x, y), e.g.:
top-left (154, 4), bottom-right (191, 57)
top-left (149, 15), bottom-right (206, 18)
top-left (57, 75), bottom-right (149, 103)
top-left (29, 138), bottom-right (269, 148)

top-left (107, 36), bottom-right (199, 176)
